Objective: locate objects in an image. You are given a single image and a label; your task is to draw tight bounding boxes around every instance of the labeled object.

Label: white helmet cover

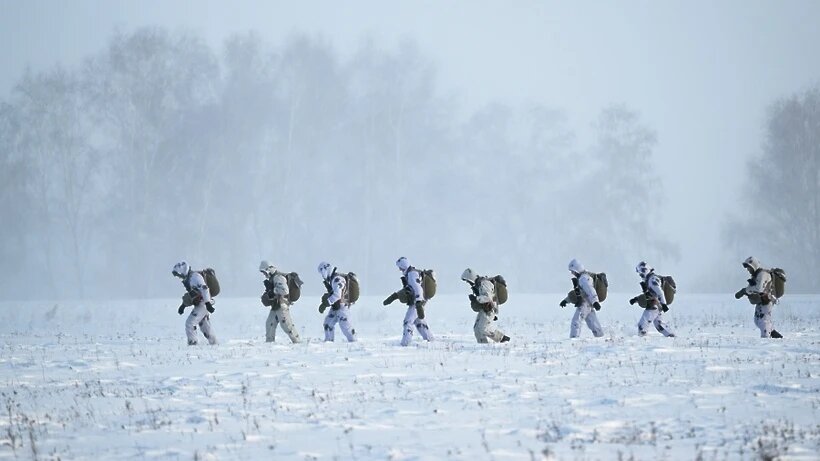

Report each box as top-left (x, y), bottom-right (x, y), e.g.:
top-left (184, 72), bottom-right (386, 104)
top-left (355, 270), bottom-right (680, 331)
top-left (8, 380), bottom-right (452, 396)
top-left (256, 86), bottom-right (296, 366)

top-left (743, 256), bottom-right (761, 272)
top-left (396, 257), bottom-right (410, 272)
top-left (461, 268), bottom-right (478, 283)
top-left (568, 259), bottom-right (585, 274)
top-left (259, 260), bottom-right (276, 275)
top-left (317, 261), bottom-right (333, 280)
top-left (172, 261), bottom-right (190, 278)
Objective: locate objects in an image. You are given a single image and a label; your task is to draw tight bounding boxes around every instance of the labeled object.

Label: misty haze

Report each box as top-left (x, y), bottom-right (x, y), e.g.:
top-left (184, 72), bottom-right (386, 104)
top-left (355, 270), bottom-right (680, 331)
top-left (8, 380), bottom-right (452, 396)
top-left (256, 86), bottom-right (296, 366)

top-left (0, 1), bottom-right (818, 460)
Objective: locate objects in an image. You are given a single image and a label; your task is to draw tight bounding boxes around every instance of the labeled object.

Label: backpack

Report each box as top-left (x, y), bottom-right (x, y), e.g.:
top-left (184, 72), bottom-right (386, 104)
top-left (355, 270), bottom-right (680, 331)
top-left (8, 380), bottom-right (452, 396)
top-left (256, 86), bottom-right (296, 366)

top-left (660, 275), bottom-right (676, 304)
top-left (770, 268), bottom-right (786, 298)
top-left (419, 269), bottom-right (437, 300)
top-left (492, 275), bottom-right (508, 305)
top-left (342, 272), bottom-right (360, 304)
top-left (200, 268), bottom-right (220, 297)
top-left (590, 272), bottom-right (608, 302)
top-left (285, 272), bottom-right (303, 302)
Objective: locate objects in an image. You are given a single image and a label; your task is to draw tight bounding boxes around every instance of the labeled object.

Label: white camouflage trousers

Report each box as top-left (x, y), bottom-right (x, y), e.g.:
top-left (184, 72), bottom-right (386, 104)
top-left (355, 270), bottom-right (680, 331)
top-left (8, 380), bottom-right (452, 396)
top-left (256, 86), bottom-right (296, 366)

top-left (754, 303), bottom-right (774, 338)
top-left (401, 305), bottom-right (433, 346)
top-left (474, 310), bottom-right (505, 343)
top-left (185, 303), bottom-right (217, 345)
top-left (570, 304), bottom-right (604, 338)
top-left (266, 305), bottom-right (301, 343)
top-left (323, 305), bottom-right (356, 342)
top-left (638, 308), bottom-right (675, 337)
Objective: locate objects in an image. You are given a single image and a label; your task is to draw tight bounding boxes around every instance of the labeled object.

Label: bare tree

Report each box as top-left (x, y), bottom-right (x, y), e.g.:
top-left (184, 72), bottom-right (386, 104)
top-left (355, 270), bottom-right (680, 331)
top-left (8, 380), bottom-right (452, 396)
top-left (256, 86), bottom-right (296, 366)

top-left (724, 86), bottom-right (820, 292)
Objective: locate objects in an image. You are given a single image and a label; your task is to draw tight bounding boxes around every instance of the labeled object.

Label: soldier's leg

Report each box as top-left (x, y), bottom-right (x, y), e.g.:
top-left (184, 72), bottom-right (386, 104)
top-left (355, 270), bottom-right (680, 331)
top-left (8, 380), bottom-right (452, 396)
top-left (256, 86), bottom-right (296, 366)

top-left (485, 318), bottom-right (506, 343)
top-left (323, 310), bottom-right (339, 342)
top-left (585, 309), bottom-right (604, 337)
top-left (199, 314), bottom-right (217, 345)
top-left (653, 312), bottom-right (675, 337)
top-left (185, 305), bottom-right (208, 345)
top-left (474, 313), bottom-right (489, 343)
top-left (756, 304), bottom-right (774, 338)
top-left (265, 309), bottom-right (277, 342)
top-left (337, 306), bottom-right (357, 342)
top-left (638, 309), bottom-right (656, 336)
top-left (414, 319), bottom-right (432, 341)
top-left (570, 307), bottom-right (585, 338)
top-left (278, 307), bottom-right (301, 344)
top-left (401, 305), bottom-right (417, 346)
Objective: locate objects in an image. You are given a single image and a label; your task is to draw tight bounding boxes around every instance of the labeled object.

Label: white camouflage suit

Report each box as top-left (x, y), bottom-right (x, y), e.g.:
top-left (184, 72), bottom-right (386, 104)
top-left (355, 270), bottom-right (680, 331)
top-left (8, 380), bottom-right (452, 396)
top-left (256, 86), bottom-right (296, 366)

top-left (740, 257), bottom-right (780, 338)
top-left (462, 269), bottom-right (507, 343)
top-left (318, 262), bottom-right (357, 342)
top-left (396, 257), bottom-right (433, 346)
top-left (567, 259), bottom-right (604, 338)
top-left (175, 263), bottom-right (217, 346)
top-left (635, 263), bottom-right (675, 337)
top-left (261, 264), bottom-right (301, 344)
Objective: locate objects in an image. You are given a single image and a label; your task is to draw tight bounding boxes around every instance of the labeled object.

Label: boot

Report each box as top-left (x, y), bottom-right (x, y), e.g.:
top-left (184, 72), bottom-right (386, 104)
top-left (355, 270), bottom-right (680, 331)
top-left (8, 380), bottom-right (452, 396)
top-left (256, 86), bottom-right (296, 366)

top-left (500, 335), bottom-right (510, 343)
top-left (770, 330), bottom-right (783, 339)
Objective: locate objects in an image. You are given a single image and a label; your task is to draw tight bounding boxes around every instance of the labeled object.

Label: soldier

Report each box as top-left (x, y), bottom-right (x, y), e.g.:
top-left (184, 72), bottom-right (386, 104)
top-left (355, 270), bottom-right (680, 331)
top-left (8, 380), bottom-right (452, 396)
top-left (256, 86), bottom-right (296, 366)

top-left (734, 256), bottom-right (784, 338)
top-left (559, 259), bottom-right (605, 338)
top-left (172, 261), bottom-right (218, 346)
top-left (259, 260), bottom-right (301, 344)
top-left (629, 261), bottom-right (676, 337)
top-left (461, 268), bottom-right (510, 343)
top-left (317, 261), bottom-right (357, 342)
top-left (391, 257), bottom-right (433, 346)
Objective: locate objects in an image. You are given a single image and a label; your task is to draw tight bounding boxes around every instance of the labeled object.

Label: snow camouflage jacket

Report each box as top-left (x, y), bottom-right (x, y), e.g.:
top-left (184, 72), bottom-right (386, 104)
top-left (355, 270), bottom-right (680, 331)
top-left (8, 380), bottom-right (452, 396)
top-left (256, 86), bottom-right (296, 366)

top-left (401, 267), bottom-right (425, 304)
top-left (644, 272), bottom-right (668, 306)
top-left (182, 271), bottom-right (211, 307)
top-left (576, 272), bottom-right (599, 306)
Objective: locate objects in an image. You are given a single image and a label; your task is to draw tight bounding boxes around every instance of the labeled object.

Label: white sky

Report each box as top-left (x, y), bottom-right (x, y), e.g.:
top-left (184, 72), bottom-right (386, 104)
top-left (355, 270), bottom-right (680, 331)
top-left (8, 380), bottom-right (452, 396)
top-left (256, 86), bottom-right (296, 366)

top-left (2, 0), bottom-right (819, 276)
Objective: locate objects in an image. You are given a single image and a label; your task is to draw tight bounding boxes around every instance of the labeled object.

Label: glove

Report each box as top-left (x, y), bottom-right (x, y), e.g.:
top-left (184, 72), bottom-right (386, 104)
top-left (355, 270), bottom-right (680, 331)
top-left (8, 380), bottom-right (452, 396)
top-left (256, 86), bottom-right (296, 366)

top-left (593, 302), bottom-right (601, 311)
top-left (559, 299), bottom-right (568, 308)
top-left (318, 303), bottom-right (327, 314)
top-left (468, 294), bottom-right (477, 303)
top-left (415, 301), bottom-right (425, 319)
top-left (734, 289), bottom-right (746, 299)
top-left (629, 297), bottom-right (638, 305)
top-left (206, 302), bottom-right (215, 313)
top-left (493, 316), bottom-right (498, 321)
top-left (661, 303), bottom-right (669, 312)
top-left (178, 304), bottom-right (185, 315)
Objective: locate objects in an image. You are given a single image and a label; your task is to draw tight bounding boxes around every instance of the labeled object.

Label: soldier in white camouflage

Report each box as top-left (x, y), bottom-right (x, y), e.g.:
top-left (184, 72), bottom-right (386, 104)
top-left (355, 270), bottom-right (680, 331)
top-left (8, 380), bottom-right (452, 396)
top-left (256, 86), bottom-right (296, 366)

top-left (629, 261), bottom-right (676, 337)
top-left (259, 260), bottom-right (301, 344)
top-left (173, 261), bottom-right (217, 346)
top-left (318, 261), bottom-right (357, 342)
top-left (461, 268), bottom-right (510, 344)
top-left (734, 256), bottom-right (783, 338)
top-left (560, 259), bottom-right (604, 338)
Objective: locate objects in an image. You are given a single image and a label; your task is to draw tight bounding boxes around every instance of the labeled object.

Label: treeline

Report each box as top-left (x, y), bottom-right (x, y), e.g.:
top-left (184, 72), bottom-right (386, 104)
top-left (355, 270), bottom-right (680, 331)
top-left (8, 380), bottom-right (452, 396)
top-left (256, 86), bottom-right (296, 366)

top-left (1, 27), bottom-right (687, 300)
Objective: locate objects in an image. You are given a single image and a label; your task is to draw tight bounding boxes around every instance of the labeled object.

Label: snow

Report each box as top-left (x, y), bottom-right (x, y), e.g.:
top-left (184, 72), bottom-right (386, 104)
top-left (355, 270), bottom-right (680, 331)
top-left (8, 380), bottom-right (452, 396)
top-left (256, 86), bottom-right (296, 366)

top-left (1, 293), bottom-right (818, 460)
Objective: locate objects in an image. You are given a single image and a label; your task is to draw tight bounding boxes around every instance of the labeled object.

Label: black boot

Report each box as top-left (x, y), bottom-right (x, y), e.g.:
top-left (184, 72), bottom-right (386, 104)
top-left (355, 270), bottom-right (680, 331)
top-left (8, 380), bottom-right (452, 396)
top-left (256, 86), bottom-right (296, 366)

top-left (770, 330), bottom-right (783, 339)
top-left (500, 335), bottom-right (510, 343)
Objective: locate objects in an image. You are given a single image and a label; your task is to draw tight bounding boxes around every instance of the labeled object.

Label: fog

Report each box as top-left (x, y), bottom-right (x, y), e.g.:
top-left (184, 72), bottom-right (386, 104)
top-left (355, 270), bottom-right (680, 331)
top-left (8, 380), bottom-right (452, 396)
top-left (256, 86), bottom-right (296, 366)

top-left (1, 0), bottom-right (819, 300)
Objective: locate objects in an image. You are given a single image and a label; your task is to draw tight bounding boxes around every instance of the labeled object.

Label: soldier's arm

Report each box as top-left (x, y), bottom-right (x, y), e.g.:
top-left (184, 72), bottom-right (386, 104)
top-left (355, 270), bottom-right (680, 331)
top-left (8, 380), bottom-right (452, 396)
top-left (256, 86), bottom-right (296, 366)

top-left (579, 274), bottom-right (599, 304)
top-left (407, 270), bottom-right (425, 302)
top-left (648, 275), bottom-right (667, 305)
top-left (327, 275), bottom-right (345, 305)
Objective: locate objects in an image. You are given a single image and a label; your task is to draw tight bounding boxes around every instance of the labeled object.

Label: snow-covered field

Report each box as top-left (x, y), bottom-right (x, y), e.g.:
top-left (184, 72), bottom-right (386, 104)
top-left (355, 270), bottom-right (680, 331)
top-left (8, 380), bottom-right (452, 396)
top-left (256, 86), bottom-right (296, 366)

top-left (1, 293), bottom-right (818, 460)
